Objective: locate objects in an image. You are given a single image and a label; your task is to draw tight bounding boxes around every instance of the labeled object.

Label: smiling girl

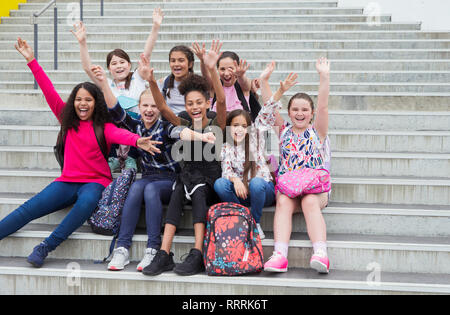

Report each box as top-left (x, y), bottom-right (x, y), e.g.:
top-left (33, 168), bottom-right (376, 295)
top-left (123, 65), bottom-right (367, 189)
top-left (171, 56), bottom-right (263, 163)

top-left (0, 38), bottom-right (161, 268)
top-left (72, 8), bottom-right (164, 171)
top-left (142, 40), bottom-right (226, 277)
top-left (90, 58), bottom-right (216, 272)
top-left (262, 58), bottom-right (332, 274)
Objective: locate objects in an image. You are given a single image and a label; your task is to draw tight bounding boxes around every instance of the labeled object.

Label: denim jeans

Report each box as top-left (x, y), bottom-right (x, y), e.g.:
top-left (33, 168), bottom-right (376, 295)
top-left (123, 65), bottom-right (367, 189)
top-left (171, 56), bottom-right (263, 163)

top-left (214, 177), bottom-right (275, 223)
top-left (0, 181), bottom-right (104, 251)
top-left (116, 173), bottom-right (176, 250)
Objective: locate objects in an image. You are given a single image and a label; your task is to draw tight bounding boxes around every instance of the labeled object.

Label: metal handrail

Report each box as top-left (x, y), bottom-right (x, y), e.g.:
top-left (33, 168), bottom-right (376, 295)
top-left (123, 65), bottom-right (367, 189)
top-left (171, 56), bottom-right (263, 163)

top-left (31, 0), bottom-right (105, 89)
top-left (31, 0), bottom-right (58, 89)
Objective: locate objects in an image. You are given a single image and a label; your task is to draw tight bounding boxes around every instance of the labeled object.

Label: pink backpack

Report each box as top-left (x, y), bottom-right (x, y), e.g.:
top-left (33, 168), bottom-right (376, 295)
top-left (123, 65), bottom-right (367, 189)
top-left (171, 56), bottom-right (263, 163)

top-left (276, 168), bottom-right (331, 198)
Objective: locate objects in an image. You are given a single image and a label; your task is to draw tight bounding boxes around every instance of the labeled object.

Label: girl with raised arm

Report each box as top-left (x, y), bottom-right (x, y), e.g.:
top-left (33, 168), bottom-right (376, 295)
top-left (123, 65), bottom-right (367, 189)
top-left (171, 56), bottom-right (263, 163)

top-left (142, 41), bottom-right (227, 276)
top-left (72, 8), bottom-right (164, 171)
top-left (0, 38), bottom-right (161, 268)
top-left (90, 57), bottom-right (216, 272)
top-left (262, 58), bottom-right (332, 274)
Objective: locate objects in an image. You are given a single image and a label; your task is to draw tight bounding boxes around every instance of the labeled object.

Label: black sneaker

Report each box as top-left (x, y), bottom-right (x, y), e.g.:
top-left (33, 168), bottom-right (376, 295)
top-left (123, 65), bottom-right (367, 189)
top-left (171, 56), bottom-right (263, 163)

top-left (142, 250), bottom-right (175, 276)
top-left (173, 248), bottom-right (205, 276)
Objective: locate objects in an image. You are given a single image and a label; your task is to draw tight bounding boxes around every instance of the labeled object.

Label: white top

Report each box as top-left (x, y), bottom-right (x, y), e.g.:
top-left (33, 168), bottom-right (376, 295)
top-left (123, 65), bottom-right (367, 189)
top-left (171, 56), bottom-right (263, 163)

top-left (107, 70), bottom-right (147, 115)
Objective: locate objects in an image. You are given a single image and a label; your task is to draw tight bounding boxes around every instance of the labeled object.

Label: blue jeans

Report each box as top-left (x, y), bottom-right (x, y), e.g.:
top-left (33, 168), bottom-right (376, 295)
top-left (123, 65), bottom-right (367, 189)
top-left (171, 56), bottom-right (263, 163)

top-left (0, 181), bottom-right (104, 251)
top-left (214, 177), bottom-right (275, 223)
top-left (116, 173), bottom-right (176, 250)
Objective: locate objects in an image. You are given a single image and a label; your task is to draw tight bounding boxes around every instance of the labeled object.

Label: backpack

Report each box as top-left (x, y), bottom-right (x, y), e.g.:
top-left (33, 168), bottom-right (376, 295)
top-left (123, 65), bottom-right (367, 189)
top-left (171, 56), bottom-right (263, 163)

top-left (54, 123), bottom-right (108, 170)
top-left (203, 202), bottom-right (264, 276)
top-left (88, 168), bottom-right (136, 236)
top-left (88, 168), bottom-right (136, 262)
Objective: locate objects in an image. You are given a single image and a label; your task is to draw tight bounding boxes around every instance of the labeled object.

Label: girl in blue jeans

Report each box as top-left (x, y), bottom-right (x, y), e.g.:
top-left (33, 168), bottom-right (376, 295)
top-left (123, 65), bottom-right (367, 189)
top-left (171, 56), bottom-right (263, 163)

top-left (0, 38), bottom-right (160, 268)
top-left (214, 107), bottom-right (278, 240)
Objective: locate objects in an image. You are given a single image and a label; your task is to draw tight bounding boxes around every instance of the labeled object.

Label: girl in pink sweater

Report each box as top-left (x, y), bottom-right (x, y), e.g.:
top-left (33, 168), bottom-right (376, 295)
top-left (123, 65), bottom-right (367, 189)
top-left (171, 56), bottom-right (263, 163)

top-left (0, 38), bottom-right (160, 268)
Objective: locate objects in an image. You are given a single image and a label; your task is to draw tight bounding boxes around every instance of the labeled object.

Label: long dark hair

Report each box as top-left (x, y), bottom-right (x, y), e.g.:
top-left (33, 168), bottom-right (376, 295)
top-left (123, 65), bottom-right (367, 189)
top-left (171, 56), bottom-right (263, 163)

top-left (106, 49), bottom-right (133, 90)
top-left (59, 82), bottom-right (112, 134)
top-left (166, 45), bottom-right (195, 98)
top-left (226, 110), bottom-right (256, 189)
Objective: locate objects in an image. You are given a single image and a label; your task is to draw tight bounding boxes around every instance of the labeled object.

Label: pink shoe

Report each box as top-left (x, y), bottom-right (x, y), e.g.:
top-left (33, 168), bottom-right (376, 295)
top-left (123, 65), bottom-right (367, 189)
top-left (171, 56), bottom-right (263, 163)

top-left (310, 250), bottom-right (330, 274)
top-left (264, 251), bottom-right (288, 272)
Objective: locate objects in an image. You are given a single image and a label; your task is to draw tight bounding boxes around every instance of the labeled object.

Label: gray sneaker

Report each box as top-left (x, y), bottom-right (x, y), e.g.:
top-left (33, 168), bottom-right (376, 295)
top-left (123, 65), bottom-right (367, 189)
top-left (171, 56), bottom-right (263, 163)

top-left (137, 248), bottom-right (158, 272)
top-left (108, 247), bottom-right (130, 271)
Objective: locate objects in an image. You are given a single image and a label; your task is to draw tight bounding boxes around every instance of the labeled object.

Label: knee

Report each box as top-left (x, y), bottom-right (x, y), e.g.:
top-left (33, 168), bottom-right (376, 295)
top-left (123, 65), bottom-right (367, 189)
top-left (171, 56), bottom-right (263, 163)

top-left (248, 177), bottom-right (266, 193)
top-left (214, 178), bottom-right (232, 194)
top-left (301, 195), bottom-right (321, 214)
top-left (143, 183), bottom-right (160, 200)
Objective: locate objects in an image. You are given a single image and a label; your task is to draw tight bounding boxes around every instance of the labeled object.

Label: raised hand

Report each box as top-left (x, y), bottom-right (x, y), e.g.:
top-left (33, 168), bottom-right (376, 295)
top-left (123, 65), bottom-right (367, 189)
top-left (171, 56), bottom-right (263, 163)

top-left (232, 59), bottom-right (250, 79)
top-left (280, 72), bottom-right (299, 93)
top-left (138, 53), bottom-right (153, 82)
top-left (70, 21), bottom-right (87, 44)
top-left (259, 61), bottom-right (275, 81)
top-left (152, 7), bottom-right (164, 26)
top-left (203, 40), bottom-right (223, 70)
top-left (316, 57), bottom-right (330, 77)
top-left (15, 37), bottom-right (34, 63)
top-left (191, 41), bottom-right (206, 62)
top-left (90, 65), bottom-right (107, 84)
top-left (136, 136), bottom-right (163, 156)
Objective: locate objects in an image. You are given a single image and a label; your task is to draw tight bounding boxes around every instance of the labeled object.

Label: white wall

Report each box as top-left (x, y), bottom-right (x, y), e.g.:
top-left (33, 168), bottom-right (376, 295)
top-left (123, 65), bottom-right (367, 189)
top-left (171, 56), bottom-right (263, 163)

top-left (338, 0), bottom-right (450, 31)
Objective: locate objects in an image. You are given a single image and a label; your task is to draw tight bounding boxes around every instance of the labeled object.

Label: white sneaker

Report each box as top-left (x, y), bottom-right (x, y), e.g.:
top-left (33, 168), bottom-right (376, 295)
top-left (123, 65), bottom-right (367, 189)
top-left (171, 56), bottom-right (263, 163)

top-left (108, 247), bottom-right (130, 271)
top-left (256, 223), bottom-right (265, 240)
top-left (137, 248), bottom-right (158, 272)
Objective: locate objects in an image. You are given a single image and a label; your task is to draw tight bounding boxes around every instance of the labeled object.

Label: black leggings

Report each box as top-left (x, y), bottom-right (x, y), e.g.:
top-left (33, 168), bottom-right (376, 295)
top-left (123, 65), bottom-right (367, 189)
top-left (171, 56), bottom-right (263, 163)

top-left (165, 181), bottom-right (215, 228)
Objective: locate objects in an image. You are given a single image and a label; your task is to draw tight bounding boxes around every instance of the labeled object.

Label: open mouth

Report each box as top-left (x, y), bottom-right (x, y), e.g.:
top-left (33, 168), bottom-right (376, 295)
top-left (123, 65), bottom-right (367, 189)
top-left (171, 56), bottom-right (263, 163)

top-left (78, 108), bottom-right (91, 119)
top-left (173, 67), bottom-right (183, 76)
top-left (191, 110), bottom-right (202, 119)
top-left (143, 112), bottom-right (155, 120)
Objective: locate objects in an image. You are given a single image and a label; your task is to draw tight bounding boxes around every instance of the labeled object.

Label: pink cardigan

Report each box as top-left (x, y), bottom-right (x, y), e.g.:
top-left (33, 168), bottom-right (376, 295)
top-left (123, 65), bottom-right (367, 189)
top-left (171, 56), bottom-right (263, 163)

top-left (28, 59), bottom-right (140, 187)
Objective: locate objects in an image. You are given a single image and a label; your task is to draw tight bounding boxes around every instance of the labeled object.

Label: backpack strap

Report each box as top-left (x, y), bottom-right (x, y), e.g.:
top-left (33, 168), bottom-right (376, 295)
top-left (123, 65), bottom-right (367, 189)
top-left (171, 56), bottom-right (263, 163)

top-left (93, 123), bottom-right (108, 162)
top-left (162, 75), bottom-right (171, 100)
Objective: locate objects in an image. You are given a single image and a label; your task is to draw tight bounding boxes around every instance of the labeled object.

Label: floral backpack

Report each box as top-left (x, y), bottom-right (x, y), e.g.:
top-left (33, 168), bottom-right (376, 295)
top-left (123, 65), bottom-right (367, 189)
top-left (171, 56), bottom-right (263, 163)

top-left (203, 202), bottom-right (264, 276)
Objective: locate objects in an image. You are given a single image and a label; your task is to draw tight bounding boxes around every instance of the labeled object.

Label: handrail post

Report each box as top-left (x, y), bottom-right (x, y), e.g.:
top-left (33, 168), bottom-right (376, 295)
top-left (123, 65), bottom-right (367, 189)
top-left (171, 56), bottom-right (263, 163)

top-left (32, 15), bottom-right (38, 89)
top-left (53, 4), bottom-right (58, 70)
top-left (80, 0), bottom-right (83, 21)
top-left (101, 0), bottom-right (104, 16)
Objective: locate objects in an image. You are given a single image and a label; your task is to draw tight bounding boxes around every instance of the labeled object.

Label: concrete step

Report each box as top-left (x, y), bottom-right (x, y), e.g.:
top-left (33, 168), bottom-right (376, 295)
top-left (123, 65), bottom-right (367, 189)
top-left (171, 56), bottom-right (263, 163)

top-left (1, 125), bottom-right (449, 153)
top-left (1, 90), bottom-right (449, 111)
top-left (4, 31), bottom-right (450, 42)
top-left (5, 59), bottom-right (450, 72)
top-left (2, 48), bottom-right (449, 61)
top-left (1, 194), bottom-right (449, 237)
top-left (1, 257), bottom-right (449, 294)
top-left (1, 224), bottom-right (449, 274)
top-left (0, 22), bottom-right (422, 33)
top-left (12, 7), bottom-right (368, 18)
top-left (0, 145), bottom-right (448, 178)
top-left (3, 69), bottom-right (449, 84)
top-left (3, 80), bottom-right (450, 93)
top-left (2, 108), bottom-right (448, 131)
top-left (1, 14), bottom-right (394, 25)
top-left (0, 169), bottom-right (448, 206)
top-left (9, 39), bottom-right (450, 51)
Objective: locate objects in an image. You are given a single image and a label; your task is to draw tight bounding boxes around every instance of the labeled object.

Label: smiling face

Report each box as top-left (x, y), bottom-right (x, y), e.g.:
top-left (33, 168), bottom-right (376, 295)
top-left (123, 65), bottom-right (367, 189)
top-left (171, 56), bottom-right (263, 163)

top-left (139, 93), bottom-right (160, 129)
top-left (185, 90), bottom-right (210, 125)
top-left (74, 88), bottom-right (95, 121)
top-left (229, 114), bottom-right (248, 144)
top-left (217, 57), bottom-right (237, 87)
top-left (108, 55), bottom-right (131, 82)
top-left (170, 51), bottom-right (192, 81)
top-left (288, 98), bottom-right (314, 131)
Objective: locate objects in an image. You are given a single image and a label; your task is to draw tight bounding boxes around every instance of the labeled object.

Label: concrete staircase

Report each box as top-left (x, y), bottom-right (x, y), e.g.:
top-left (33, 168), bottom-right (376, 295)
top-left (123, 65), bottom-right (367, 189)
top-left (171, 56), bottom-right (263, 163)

top-left (0, 0), bottom-right (449, 295)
